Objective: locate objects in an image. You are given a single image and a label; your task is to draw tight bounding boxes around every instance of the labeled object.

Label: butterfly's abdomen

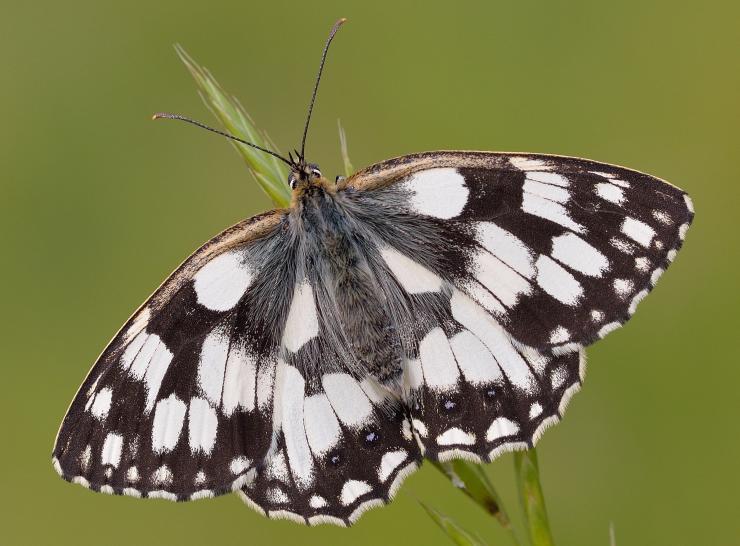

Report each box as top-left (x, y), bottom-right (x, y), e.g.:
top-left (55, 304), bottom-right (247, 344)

top-left (327, 229), bottom-right (402, 382)
top-left (303, 192), bottom-right (403, 383)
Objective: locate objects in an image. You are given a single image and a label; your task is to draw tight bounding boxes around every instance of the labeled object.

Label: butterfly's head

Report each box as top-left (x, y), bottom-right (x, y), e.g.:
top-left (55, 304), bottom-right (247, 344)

top-left (288, 162), bottom-right (336, 205)
top-left (289, 162), bottom-right (323, 189)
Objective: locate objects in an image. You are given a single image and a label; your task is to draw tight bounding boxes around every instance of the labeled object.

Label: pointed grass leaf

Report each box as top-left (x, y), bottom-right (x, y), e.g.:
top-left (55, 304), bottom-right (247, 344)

top-left (175, 44), bottom-right (291, 208)
top-left (420, 502), bottom-right (489, 546)
top-left (514, 448), bottom-right (556, 546)
top-left (337, 118), bottom-right (354, 177)
top-left (431, 460), bottom-right (513, 529)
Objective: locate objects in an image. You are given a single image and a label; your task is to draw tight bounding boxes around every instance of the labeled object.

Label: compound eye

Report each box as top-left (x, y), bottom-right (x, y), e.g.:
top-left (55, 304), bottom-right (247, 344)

top-left (310, 168), bottom-right (322, 177)
top-left (289, 176), bottom-right (298, 189)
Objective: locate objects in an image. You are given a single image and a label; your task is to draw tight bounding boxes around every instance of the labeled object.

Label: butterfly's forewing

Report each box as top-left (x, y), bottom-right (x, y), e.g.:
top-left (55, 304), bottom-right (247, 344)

top-left (348, 151), bottom-right (693, 352)
top-left (347, 151), bottom-right (692, 461)
top-left (53, 211), bottom-right (286, 500)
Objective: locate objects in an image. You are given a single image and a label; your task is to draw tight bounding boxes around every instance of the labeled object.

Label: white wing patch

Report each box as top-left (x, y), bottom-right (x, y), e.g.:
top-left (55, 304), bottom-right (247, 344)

top-left (151, 394), bottom-right (187, 454)
top-left (522, 192), bottom-right (585, 234)
top-left (193, 249), bottom-right (253, 312)
top-left (620, 217), bottom-right (655, 248)
top-left (378, 450), bottom-right (408, 482)
top-left (418, 327), bottom-right (460, 391)
top-left (526, 171), bottom-right (569, 188)
top-left (401, 168), bottom-right (469, 219)
top-left (523, 177), bottom-right (571, 202)
top-left (197, 326), bottom-right (230, 405)
top-left (89, 387), bottom-right (113, 420)
top-left (471, 248), bottom-right (532, 307)
top-left (322, 373), bottom-right (373, 428)
top-left (449, 330), bottom-right (503, 385)
top-left (474, 222), bottom-right (535, 279)
top-left (303, 393), bottom-right (342, 456)
top-left (436, 428), bottom-right (476, 446)
top-left (275, 361), bottom-right (315, 489)
top-left (534, 255), bottom-right (584, 305)
top-left (550, 232), bottom-right (609, 277)
top-left (120, 331), bottom-right (173, 413)
top-left (256, 357), bottom-right (277, 410)
top-left (380, 246), bottom-right (442, 294)
top-left (188, 397), bottom-right (218, 454)
top-left (221, 344), bottom-right (257, 415)
top-left (518, 170), bottom-right (592, 235)
top-left (486, 417), bottom-right (520, 442)
top-left (101, 433), bottom-right (123, 468)
top-left (340, 480), bottom-right (373, 506)
top-left (282, 280), bottom-right (319, 353)
top-left (510, 156), bottom-right (553, 171)
top-left (595, 182), bottom-right (625, 205)
top-left (462, 280), bottom-right (507, 316)
top-left (449, 289), bottom-right (535, 391)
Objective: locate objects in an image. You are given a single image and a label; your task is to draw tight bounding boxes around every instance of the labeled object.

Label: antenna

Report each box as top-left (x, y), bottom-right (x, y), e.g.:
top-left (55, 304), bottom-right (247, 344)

top-left (299, 18), bottom-right (347, 161)
top-left (152, 112), bottom-right (294, 167)
top-left (154, 18), bottom-right (347, 170)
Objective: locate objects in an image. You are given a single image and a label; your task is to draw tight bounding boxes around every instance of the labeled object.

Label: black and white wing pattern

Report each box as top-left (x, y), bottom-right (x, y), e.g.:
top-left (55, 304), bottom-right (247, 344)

top-left (243, 345), bottom-right (420, 525)
top-left (346, 150), bottom-right (692, 460)
top-left (399, 287), bottom-right (584, 462)
top-left (348, 151), bottom-right (693, 352)
top-left (53, 208), bottom-right (421, 526)
top-left (55, 149), bottom-right (692, 526)
top-left (53, 212), bottom-right (285, 501)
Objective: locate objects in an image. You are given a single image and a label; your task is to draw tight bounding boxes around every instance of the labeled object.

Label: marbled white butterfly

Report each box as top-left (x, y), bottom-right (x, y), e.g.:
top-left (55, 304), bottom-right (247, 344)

top-left (53, 19), bottom-right (694, 526)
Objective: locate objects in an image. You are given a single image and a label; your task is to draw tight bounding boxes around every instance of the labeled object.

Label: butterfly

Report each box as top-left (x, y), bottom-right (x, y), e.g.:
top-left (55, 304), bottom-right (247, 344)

top-left (53, 18), bottom-right (693, 526)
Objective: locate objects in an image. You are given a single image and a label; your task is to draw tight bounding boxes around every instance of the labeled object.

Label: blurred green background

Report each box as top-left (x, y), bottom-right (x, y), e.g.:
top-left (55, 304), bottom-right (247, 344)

top-left (2, 1), bottom-right (738, 544)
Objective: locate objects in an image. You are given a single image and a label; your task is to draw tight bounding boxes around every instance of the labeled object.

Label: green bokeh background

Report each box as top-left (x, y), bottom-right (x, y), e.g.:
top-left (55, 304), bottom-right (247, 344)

top-left (2, 1), bottom-right (738, 544)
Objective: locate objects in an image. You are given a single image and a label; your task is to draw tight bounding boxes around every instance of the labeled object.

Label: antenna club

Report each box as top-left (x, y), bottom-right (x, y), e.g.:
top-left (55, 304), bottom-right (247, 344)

top-left (152, 112), bottom-right (180, 121)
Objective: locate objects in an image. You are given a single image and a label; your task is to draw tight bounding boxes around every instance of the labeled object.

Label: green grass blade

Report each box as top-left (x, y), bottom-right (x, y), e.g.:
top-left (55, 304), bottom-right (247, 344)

top-left (174, 44), bottom-right (291, 208)
top-left (514, 448), bottom-right (556, 546)
top-left (337, 119), bottom-right (354, 177)
top-left (432, 460), bottom-right (513, 528)
top-left (420, 502), bottom-right (489, 546)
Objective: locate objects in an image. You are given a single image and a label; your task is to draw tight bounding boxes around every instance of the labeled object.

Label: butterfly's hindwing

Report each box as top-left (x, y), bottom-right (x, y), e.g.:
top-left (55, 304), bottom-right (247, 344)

top-left (400, 287), bottom-right (584, 461)
top-left (241, 360), bottom-right (421, 525)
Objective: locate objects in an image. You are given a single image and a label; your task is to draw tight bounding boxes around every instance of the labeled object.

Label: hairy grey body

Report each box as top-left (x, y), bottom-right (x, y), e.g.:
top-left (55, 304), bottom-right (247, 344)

top-left (290, 186), bottom-right (404, 383)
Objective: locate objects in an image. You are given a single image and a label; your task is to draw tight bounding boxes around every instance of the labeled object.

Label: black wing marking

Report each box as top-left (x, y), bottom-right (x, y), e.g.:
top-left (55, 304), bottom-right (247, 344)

top-left (399, 286), bottom-right (583, 461)
top-left (53, 211), bottom-right (287, 500)
top-left (239, 360), bottom-right (421, 526)
top-left (235, 231), bottom-right (422, 525)
top-left (348, 151), bottom-right (693, 351)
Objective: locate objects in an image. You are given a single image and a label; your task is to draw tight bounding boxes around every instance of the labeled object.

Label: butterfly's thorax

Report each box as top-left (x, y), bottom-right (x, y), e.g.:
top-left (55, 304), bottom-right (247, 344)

top-left (290, 184), bottom-right (402, 383)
